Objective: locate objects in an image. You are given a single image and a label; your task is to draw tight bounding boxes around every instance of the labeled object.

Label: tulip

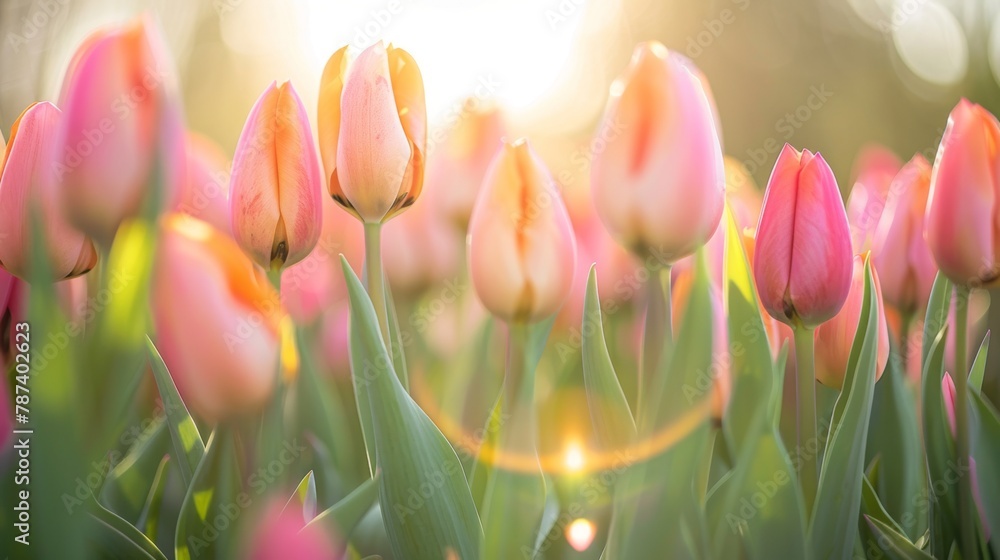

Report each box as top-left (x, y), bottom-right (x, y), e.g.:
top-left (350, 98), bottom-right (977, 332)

top-left (427, 103), bottom-right (507, 229)
top-left (846, 145), bottom-right (902, 252)
top-left (319, 41), bottom-right (426, 224)
top-left (55, 16), bottom-right (185, 245)
top-left (591, 41), bottom-right (724, 262)
top-left (754, 144), bottom-right (853, 328)
top-left (0, 102), bottom-right (97, 280)
top-left (248, 498), bottom-right (341, 560)
top-left (152, 214), bottom-right (289, 421)
top-left (926, 99), bottom-right (1000, 287)
top-left (230, 82), bottom-right (323, 271)
top-left (814, 254), bottom-right (890, 389)
top-left (468, 139), bottom-right (576, 323)
top-left (872, 155), bottom-right (937, 314)
top-left (177, 133), bottom-right (231, 234)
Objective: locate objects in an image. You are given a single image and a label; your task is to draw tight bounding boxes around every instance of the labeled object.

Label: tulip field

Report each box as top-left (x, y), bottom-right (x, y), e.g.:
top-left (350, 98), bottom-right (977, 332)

top-left (1, 2), bottom-right (1000, 560)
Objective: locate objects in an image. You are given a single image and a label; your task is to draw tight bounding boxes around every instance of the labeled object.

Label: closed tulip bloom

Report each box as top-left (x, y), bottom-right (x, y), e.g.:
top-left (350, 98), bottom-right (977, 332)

top-left (230, 82), bottom-right (322, 271)
top-left (814, 254), bottom-right (890, 389)
top-left (0, 102), bottom-right (97, 280)
top-left (591, 41), bottom-right (724, 261)
top-left (926, 99), bottom-right (1000, 286)
top-left (55, 16), bottom-right (185, 244)
top-left (872, 155), bottom-right (938, 313)
top-left (469, 139), bottom-right (576, 323)
top-left (754, 144), bottom-right (853, 327)
top-left (153, 214), bottom-right (286, 421)
top-left (319, 41), bottom-right (426, 224)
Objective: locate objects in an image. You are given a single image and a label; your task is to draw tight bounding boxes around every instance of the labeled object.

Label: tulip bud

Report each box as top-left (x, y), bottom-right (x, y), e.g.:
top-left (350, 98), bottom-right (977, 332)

top-left (845, 145), bottom-right (901, 252)
top-left (54, 16), bottom-right (185, 245)
top-left (468, 139), bottom-right (576, 323)
top-left (247, 498), bottom-right (341, 560)
top-left (230, 81), bottom-right (323, 271)
top-left (0, 102), bottom-right (97, 280)
top-left (152, 214), bottom-right (288, 421)
top-left (319, 41), bottom-right (426, 224)
top-left (925, 99), bottom-right (1000, 287)
top-left (754, 144), bottom-right (853, 327)
top-left (591, 41), bottom-right (724, 262)
top-left (872, 155), bottom-right (938, 313)
top-left (814, 254), bottom-right (890, 389)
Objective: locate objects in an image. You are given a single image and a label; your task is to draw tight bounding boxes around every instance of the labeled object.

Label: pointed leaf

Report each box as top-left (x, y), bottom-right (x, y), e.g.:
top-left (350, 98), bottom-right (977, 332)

top-left (969, 331), bottom-right (990, 394)
top-left (145, 337), bottom-right (205, 488)
top-left (864, 515), bottom-right (935, 560)
top-left (87, 502), bottom-right (168, 560)
top-left (99, 418), bottom-right (170, 524)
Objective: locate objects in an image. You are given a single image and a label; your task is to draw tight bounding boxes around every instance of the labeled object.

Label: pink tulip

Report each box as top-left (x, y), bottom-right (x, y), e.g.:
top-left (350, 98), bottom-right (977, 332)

top-left (54, 16), bottom-right (185, 245)
top-left (247, 498), bottom-right (341, 560)
top-left (0, 102), bottom-right (97, 280)
top-left (872, 155), bottom-right (938, 314)
top-left (846, 144), bottom-right (902, 252)
top-left (427, 103), bottom-right (507, 229)
top-left (814, 254), bottom-right (890, 389)
top-left (926, 99), bottom-right (1000, 286)
top-left (230, 81), bottom-right (323, 271)
top-left (468, 139), bottom-right (576, 323)
top-left (319, 42), bottom-right (426, 224)
top-left (382, 184), bottom-right (461, 296)
top-left (754, 144), bottom-right (853, 328)
top-left (152, 214), bottom-right (285, 421)
top-left (281, 195), bottom-right (363, 325)
top-left (177, 133), bottom-right (231, 234)
top-left (591, 41), bottom-right (724, 262)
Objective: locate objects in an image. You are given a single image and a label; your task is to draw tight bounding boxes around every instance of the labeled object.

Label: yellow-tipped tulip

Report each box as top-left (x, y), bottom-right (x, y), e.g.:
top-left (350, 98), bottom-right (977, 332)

top-left (0, 102), bottom-right (97, 280)
top-left (230, 81), bottom-right (323, 271)
top-left (319, 41), bottom-right (426, 224)
top-left (468, 139), bottom-right (576, 323)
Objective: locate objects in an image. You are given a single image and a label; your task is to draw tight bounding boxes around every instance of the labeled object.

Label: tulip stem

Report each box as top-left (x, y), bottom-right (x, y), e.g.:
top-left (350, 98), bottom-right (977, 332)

top-left (363, 223), bottom-right (392, 356)
top-left (792, 325), bottom-right (818, 514)
top-left (638, 266), bottom-right (671, 427)
top-left (953, 285), bottom-right (977, 558)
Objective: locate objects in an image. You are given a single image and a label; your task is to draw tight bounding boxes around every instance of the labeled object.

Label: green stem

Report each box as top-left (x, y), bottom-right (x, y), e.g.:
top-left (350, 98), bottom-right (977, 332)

top-left (363, 222), bottom-right (392, 357)
top-left (793, 325), bottom-right (818, 514)
top-left (259, 268), bottom-right (285, 476)
top-left (638, 266), bottom-right (671, 429)
top-left (954, 285), bottom-right (977, 558)
top-left (502, 322), bottom-right (535, 449)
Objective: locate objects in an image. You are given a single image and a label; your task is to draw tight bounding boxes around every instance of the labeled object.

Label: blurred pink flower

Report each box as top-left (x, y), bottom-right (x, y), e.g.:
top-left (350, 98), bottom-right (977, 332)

top-left (248, 498), bottom-right (341, 560)
top-left (177, 132), bottom-right (231, 234)
top-left (845, 144), bottom-right (901, 253)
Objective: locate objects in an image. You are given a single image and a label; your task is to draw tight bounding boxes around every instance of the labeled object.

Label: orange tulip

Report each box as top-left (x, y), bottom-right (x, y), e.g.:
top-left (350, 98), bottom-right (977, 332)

top-left (591, 41), bottom-right (724, 262)
top-left (54, 16), bottom-right (185, 245)
top-left (152, 214), bottom-right (287, 421)
top-left (872, 155), bottom-right (937, 313)
top-left (230, 81), bottom-right (323, 271)
top-left (925, 99), bottom-right (1000, 287)
top-left (814, 254), bottom-right (890, 389)
top-left (319, 41), bottom-right (426, 224)
top-left (754, 144), bottom-right (853, 328)
top-left (0, 102), bottom-right (97, 280)
top-left (468, 139), bottom-right (576, 323)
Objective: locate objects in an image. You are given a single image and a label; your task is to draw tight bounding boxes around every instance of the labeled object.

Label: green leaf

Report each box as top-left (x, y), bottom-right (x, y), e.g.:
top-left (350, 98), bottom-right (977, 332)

top-left (306, 475), bottom-right (379, 542)
top-left (721, 206), bottom-right (776, 456)
top-left (137, 456), bottom-right (172, 541)
top-left (863, 515), bottom-right (935, 560)
top-left (861, 474), bottom-right (905, 536)
top-left (968, 390), bottom-right (1000, 558)
top-left (969, 330), bottom-right (990, 395)
top-left (922, 273), bottom-right (952, 367)
top-left (174, 425), bottom-right (242, 560)
top-left (342, 256), bottom-right (483, 559)
top-left (145, 337), bottom-right (206, 488)
top-left (810, 260), bottom-right (880, 560)
top-left (99, 417), bottom-right (170, 524)
top-left (920, 326), bottom-right (959, 558)
top-left (581, 265), bottom-right (636, 452)
top-left (87, 502), bottom-right (168, 560)
top-left (283, 470), bottom-right (318, 523)
top-left (384, 282), bottom-right (409, 390)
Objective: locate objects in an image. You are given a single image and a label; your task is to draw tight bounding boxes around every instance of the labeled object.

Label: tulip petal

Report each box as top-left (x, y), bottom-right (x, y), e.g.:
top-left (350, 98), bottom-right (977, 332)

top-left (384, 45), bottom-right (426, 219)
top-left (753, 144), bottom-right (800, 321)
top-left (273, 83), bottom-right (323, 267)
top-left (319, 46), bottom-right (350, 210)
